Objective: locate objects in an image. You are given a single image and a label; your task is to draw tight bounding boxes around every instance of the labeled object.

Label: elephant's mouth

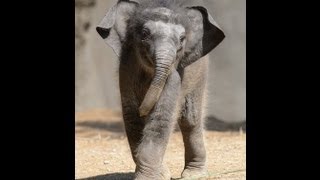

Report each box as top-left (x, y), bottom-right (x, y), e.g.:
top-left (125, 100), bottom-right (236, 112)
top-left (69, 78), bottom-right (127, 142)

top-left (138, 48), bottom-right (155, 71)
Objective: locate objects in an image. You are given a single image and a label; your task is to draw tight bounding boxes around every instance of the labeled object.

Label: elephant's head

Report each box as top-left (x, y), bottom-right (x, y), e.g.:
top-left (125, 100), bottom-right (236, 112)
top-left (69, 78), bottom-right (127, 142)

top-left (96, 0), bottom-right (225, 116)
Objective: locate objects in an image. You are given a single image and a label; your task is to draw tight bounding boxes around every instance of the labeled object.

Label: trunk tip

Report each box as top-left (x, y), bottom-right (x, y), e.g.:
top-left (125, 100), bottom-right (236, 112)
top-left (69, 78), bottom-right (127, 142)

top-left (139, 106), bottom-right (149, 117)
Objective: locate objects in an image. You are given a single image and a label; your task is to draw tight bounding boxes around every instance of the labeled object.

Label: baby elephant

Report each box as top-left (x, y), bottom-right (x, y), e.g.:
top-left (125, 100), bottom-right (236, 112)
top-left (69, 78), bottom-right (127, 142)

top-left (96, 0), bottom-right (225, 179)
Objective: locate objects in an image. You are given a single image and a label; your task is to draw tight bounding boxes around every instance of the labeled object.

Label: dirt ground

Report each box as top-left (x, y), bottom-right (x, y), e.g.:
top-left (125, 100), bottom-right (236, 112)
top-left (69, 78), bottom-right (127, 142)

top-left (75, 109), bottom-right (246, 180)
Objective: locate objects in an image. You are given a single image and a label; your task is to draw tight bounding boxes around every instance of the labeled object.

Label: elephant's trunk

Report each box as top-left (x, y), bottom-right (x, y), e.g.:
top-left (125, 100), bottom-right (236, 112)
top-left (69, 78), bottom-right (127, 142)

top-left (139, 45), bottom-right (176, 117)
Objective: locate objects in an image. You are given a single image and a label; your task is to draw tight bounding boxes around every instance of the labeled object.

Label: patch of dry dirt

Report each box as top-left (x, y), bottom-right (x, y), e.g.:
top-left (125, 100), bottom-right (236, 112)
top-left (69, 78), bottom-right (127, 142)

top-left (75, 109), bottom-right (246, 180)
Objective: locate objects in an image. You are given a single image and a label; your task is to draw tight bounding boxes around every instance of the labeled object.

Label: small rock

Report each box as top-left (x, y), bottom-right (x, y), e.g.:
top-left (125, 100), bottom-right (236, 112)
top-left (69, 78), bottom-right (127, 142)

top-left (104, 160), bottom-right (109, 165)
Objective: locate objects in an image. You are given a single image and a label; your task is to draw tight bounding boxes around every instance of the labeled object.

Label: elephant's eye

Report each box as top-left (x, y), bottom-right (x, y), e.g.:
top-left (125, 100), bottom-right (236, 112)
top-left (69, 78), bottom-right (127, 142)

top-left (179, 34), bottom-right (186, 43)
top-left (141, 28), bottom-right (151, 40)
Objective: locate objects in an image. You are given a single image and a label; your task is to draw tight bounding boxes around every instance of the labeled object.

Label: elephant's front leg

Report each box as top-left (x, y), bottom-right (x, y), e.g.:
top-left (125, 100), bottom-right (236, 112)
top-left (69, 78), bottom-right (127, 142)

top-left (134, 70), bottom-right (181, 180)
top-left (120, 89), bottom-right (145, 164)
top-left (178, 88), bottom-right (208, 179)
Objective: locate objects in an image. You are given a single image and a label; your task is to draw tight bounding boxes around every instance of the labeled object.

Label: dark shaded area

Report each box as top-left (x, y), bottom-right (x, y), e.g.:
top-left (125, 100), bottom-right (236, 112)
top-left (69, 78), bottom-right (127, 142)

top-left (96, 27), bottom-right (111, 39)
top-left (84, 22), bottom-right (91, 31)
top-left (76, 172), bottom-right (134, 180)
top-left (76, 120), bottom-right (125, 133)
top-left (76, 116), bottom-right (246, 133)
top-left (75, 0), bottom-right (96, 7)
top-left (206, 116), bottom-right (246, 132)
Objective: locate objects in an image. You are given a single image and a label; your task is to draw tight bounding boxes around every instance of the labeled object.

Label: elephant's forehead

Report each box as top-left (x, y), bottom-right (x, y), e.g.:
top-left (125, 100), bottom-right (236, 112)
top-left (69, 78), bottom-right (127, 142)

top-left (142, 7), bottom-right (179, 23)
top-left (143, 7), bottom-right (174, 17)
top-left (144, 20), bottom-right (185, 36)
top-left (140, 7), bottom-right (188, 27)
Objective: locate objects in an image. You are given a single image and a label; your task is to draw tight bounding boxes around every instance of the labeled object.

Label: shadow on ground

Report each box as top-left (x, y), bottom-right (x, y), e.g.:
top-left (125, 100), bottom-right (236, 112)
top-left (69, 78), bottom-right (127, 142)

top-left (76, 116), bottom-right (246, 134)
top-left (76, 121), bottom-right (125, 133)
top-left (206, 116), bottom-right (246, 132)
top-left (76, 172), bottom-right (134, 180)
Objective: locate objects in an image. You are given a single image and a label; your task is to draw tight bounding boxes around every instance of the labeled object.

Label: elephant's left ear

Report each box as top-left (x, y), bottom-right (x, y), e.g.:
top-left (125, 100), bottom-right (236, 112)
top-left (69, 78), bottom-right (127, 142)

top-left (96, 1), bottom-right (138, 57)
top-left (181, 6), bottom-right (225, 68)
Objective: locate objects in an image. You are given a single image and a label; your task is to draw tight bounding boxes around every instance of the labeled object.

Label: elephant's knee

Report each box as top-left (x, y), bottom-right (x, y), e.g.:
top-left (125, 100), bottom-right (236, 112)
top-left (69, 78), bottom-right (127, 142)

top-left (179, 108), bottom-right (202, 130)
top-left (179, 94), bottom-right (204, 130)
top-left (179, 118), bottom-right (201, 131)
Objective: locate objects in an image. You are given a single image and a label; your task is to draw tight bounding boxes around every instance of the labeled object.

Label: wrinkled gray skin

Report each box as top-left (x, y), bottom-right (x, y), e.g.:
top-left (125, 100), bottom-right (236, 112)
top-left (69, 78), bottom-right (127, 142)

top-left (96, 0), bottom-right (225, 179)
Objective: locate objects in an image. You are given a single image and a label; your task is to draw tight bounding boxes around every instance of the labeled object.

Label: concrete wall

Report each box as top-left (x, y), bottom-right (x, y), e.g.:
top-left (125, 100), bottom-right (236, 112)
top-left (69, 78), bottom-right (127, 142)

top-left (75, 0), bottom-right (246, 122)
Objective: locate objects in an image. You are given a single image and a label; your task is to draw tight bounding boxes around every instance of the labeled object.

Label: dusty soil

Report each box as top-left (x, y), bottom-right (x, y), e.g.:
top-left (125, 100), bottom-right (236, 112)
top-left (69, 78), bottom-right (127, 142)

top-left (75, 109), bottom-right (246, 180)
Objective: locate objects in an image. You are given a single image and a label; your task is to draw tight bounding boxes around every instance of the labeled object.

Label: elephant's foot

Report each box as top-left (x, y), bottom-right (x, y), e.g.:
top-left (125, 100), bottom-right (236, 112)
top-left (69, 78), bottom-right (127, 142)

top-left (180, 167), bottom-right (208, 180)
top-left (134, 165), bottom-right (171, 180)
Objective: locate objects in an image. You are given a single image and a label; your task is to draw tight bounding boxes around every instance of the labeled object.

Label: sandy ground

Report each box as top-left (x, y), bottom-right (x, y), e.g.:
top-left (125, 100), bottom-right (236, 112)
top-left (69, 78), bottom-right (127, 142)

top-left (75, 109), bottom-right (246, 180)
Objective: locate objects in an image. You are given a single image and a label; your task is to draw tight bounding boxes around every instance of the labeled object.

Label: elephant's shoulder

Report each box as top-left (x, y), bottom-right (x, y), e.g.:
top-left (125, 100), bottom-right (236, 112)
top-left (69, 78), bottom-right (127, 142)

top-left (181, 56), bottom-right (208, 92)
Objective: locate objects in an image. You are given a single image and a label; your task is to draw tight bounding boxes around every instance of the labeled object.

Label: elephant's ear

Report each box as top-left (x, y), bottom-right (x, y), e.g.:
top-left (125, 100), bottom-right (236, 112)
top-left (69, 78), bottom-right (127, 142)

top-left (96, 0), bottom-right (138, 57)
top-left (180, 6), bottom-right (225, 68)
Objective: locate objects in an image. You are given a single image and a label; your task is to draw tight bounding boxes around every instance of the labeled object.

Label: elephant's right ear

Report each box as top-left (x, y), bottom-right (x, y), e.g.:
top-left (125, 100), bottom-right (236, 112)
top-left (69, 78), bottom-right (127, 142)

top-left (96, 0), bottom-right (138, 57)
